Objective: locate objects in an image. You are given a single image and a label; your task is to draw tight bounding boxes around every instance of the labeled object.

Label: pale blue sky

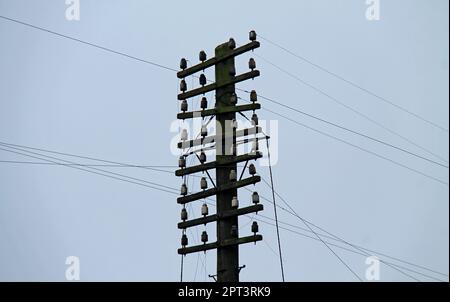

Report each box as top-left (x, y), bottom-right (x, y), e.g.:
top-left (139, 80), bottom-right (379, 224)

top-left (0, 0), bottom-right (448, 281)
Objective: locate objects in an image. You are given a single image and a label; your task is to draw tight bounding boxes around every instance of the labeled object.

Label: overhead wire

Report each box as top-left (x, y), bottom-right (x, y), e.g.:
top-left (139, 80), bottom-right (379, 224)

top-left (263, 179), bottom-right (363, 281)
top-left (250, 215), bottom-right (446, 282)
top-left (2, 143), bottom-right (445, 281)
top-left (246, 105), bottom-right (449, 186)
top-left (0, 139), bottom-right (446, 276)
top-left (0, 143), bottom-right (177, 192)
top-left (0, 15), bottom-right (177, 72)
top-left (259, 177), bottom-right (420, 282)
top-left (246, 187), bottom-right (449, 279)
top-left (2, 14), bottom-right (445, 181)
top-left (235, 95), bottom-right (448, 169)
top-left (1, 14), bottom-right (447, 281)
top-left (253, 54), bottom-right (449, 165)
top-left (265, 138), bottom-right (286, 281)
top-left (0, 145), bottom-right (178, 194)
top-left (0, 160), bottom-right (177, 169)
top-left (258, 34), bottom-right (449, 133)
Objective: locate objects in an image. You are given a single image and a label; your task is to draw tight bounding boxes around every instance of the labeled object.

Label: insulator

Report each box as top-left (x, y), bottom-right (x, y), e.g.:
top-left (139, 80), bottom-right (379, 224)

top-left (199, 74), bottom-right (207, 86)
top-left (252, 192), bottom-right (260, 204)
top-left (229, 65), bottom-right (236, 76)
top-left (199, 151), bottom-right (206, 164)
top-left (231, 196), bottom-right (239, 209)
top-left (181, 208), bottom-right (188, 221)
top-left (180, 100), bottom-right (188, 112)
top-left (180, 183), bottom-right (188, 196)
top-left (250, 90), bottom-right (257, 103)
top-left (201, 125), bottom-right (208, 137)
top-left (200, 177), bottom-right (208, 190)
top-left (231, 225), bottom-right (238, 237)
top-left (181, 234), bottom-right (188, 247)
top-left (178, 156), bottom-right (186, 168)
top-left (229, 169), bottom-right (237, 181)
top-left (200, 97), bottom-right (208, 110)
top-left (249, 30), bottom-right (257, 41)
top-left (201, 203), bottom-right (209, 216)
top-left (251, 221), bottom-right (259, 234)
top-left (181, 128), bottom-right (188, 141)
top-left (180, 58), bottom-right (187, 70)
top-left (249, 163), bottom-right (256, 176)
top-left (251, 140), bottom-right (259, 153)
top-left (251, 113), bottom-right (259, 126)
top-left (249, 58), bottom-right (256, 70)
top-left (180, 79), bottom-right (187, 92)
top-left (231, 118), bottom-right (238, 129)
top-left (228, 38), bottom-right (236, 49)
top-left (199, 50), bottom-right (207, 62)
top-left (230, 93), bottom-right (238, 105)
top-left (201, 231), bottom-right (208, 244)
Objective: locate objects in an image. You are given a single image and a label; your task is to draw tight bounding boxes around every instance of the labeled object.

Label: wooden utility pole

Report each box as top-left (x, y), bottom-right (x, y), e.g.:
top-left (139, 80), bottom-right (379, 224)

top-left (215, 41), bottom-right (239, 282)
top-left (175, 31), bottom-right (264, 282)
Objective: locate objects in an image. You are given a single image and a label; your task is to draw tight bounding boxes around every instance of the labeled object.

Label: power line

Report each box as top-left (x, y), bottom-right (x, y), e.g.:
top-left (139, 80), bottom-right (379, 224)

top-left (259, 177), bottom-right (420, 282)
top-left (0, 141), bottom-right (179, 171)
top-left (4, 140), bottom-right (441, 279)
top-left (0, 15), bottom-right (177, 72)
top-left (3, 12), bottom-right (446, 172)
top-left (0, 160), bottom-right (177, 168)
top-left (0, 143), bottom-right (177, 192)
top-left (242, 186), bottom-right (448, 280)
top-left (236, 96), bottom-right (448, 169)
top-left (3, 12), bottom-right (447, 168)
top-left (3, 148), bottom-right (443, 279)
top-left (5, 151), bottom-right (444, 281)
top-left (251, 215), bottom-right (447, 282)
top-left (118, 159), bottom-right (447, 280)
top-left (2, 144), bottom-right (443, 281)
top-left (0, 145), bottom-right (179, 195)
top-left (254, 54), bottom-right (449, 165)
top-left (256, 106), bottom-right (448, 186)
top-left (236, 94), bottom-right (448, 186)
top-left (258, 211), bottom-right (448, 279)
top-left (261, 177), bottom-right (363, 281)
top-left (258, 34), bottom-right (449, 133)
top-left (265, 139), bottom-right (285, 282)
top-left (1, 15), bottom-right (445, 280)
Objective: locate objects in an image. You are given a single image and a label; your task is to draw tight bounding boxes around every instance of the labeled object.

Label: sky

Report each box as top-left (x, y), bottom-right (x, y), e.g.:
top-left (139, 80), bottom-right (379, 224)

top-left (0, 0), bottom-right (448, 281)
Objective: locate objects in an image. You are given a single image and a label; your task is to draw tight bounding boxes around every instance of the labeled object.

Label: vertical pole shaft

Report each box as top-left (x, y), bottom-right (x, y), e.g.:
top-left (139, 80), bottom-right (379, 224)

top-left (215, 42), bottom-right (239, 282)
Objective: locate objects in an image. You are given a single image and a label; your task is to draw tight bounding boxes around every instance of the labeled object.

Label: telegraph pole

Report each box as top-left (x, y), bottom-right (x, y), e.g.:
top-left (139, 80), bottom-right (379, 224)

top-left (175, 31), bottom-right (264, 282)
top-left (215, 41), bottom-right (239, 282)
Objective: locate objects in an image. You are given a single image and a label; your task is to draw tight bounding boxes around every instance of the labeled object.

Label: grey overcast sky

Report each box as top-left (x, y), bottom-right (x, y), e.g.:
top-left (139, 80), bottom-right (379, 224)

top-left (0, 0), bottom-right (448, 281)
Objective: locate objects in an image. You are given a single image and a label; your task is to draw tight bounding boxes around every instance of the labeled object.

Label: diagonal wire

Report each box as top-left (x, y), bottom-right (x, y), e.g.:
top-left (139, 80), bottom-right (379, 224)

top-left (253, 54), bottom-right (449, 165)
top-left (251, 215), bottom-right (447, 281)
top-left (0, 143), bottom-right (177, 192)
top-left (258, 34), bottom-right (449, 133)
top-left (3, 13), bottom-right (447, 170)
top-left (259, 177), bottom-right (363, 281)
top-left (0, 15), bottom-right (177, 72)
top-left (0, 160), bottom-right (178, 168)
top-left (260, 177), bottom-right (420, 282)
top-left (0, 141), bottom-right (178, 171)
top-left (236, 95), bottom-right (448, 169)
top-left (0, 146), bottom-right (178, 195)
top-left (1, 15), bottom-right (446, 279)
top-left (265, 139), bottom-right (286, 282)
top-left (253, 106), bottom-right (449, 186)
top-left (245, 187), bottom-right (448, 279)
top-left (9, 140), bottom-right (438, 279)
top-left (1, 148), bottom-right (443, 281)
